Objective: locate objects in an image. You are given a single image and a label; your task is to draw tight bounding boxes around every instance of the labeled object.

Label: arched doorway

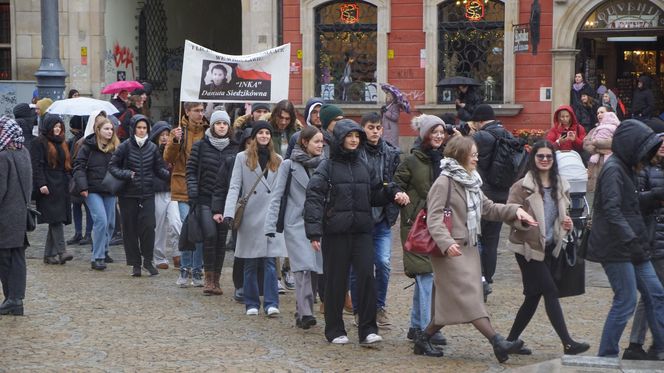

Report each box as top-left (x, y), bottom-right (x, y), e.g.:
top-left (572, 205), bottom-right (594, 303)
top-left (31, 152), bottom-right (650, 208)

top-left (552, 0), bottom-right (664, 115)
top-left (576, 0), bottom-right (664, 113)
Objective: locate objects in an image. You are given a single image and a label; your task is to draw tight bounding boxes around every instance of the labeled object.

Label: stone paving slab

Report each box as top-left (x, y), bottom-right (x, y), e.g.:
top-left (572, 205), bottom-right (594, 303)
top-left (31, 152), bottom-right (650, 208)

top-left (0, 223), bottom-right (649, 372)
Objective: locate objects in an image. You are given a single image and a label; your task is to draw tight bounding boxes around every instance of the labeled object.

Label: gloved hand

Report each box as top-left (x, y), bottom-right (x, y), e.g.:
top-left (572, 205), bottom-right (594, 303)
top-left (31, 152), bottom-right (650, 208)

top-left (266, 233), bottom-right (275, 238)
top-left (223, 217), bottom-right (234, 229)
top-left (651, 187), bottom-right (664, 200)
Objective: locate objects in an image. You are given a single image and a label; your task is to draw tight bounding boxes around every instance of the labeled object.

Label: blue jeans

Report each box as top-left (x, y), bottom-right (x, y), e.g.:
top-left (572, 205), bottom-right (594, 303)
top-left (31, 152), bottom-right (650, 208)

top-left (243, 257), bottom-right (279, 311)
top-left (599, 261), bottom-right (664, 357)
top-left (86, 193), bottom-right (116, 261)
top-left (350, 219), bottom-right (392, 310)
top-left (178, 202), bottom-right (203, 273)
top-left (72, 200), bottom-right (93, 235)
top-left (410, 273), bottom-right (434, 330)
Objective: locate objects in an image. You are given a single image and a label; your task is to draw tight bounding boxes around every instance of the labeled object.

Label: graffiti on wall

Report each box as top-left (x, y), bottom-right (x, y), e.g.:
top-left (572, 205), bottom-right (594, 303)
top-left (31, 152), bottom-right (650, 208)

top-left (403, 90), bottom-right (425, 103)
top-left (104, 42), bottom-right (136, 84)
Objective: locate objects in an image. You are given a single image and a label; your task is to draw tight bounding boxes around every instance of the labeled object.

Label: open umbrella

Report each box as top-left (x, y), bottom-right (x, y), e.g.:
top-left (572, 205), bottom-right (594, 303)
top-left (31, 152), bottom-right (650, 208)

top-left (436, 76), bottom-right (480, 87)
top-left (47, 97), bottom-right (119, 116)
top-left (101, 80), bottom-right (144, 95)
top-left (380, 83), bottom-right (411, 113)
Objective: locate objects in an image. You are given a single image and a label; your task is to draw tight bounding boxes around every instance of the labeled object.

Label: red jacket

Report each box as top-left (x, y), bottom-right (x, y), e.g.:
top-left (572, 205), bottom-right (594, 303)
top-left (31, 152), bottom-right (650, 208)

top-left (546, 105), bottom-right (586, 152)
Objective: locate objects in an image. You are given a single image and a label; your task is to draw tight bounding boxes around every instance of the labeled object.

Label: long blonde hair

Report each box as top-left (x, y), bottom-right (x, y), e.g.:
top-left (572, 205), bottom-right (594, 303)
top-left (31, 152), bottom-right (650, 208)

top-left (94, 117), bottom-right (120, 153)
top-left (245, 140), bottom-right (280, 172)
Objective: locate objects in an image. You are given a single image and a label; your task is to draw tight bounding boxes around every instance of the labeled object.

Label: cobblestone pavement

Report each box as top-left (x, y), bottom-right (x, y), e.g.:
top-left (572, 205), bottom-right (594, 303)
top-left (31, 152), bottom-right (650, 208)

top-left (0, 223), bottom-right (637, 372)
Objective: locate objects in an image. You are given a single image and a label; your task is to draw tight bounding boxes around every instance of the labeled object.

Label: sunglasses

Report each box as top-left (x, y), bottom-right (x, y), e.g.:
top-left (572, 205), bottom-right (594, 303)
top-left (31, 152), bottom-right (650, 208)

top-left (536, 154), bottom-right (553, 161)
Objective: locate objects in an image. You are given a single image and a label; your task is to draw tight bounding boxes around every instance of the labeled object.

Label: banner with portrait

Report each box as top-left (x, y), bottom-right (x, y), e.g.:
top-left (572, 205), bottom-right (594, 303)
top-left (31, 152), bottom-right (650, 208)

top-left (180, 40), bottom-right (291, 103)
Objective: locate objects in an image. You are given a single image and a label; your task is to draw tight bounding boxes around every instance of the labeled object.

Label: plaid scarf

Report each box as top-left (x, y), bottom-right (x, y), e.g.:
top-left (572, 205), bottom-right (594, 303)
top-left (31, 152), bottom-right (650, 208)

top-left (440, 157), bottom-right (483, 246)
top-left (0, 116), bottom-right (25, 152)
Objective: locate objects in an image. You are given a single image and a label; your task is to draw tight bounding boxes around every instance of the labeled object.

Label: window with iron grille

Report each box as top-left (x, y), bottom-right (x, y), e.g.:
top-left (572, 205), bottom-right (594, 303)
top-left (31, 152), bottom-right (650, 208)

top-left (0, 1), bottom-right (11, 80)
top-left (315, 1), bottom-right (377, 103)
top-left (138, 0), bottom-right (167, 90)
top-left (437, 0), bottom-right (505, 104)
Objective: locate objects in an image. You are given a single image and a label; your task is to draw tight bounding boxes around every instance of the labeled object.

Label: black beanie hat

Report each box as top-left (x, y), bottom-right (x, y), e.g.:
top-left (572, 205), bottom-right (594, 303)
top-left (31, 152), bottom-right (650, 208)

top-left (251, 103), bottom-right (271, 113)
top-left (250, 120), bottom-right (273, 138)
top-left (471, 104), bottom-right (495, 122)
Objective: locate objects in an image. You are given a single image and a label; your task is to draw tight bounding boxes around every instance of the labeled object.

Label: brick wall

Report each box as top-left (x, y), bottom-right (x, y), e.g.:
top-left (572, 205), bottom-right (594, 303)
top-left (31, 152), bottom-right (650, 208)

top-left (502, 0), bottom-right (554, 132)
top-left (283, 0), bottom-right (303, 104)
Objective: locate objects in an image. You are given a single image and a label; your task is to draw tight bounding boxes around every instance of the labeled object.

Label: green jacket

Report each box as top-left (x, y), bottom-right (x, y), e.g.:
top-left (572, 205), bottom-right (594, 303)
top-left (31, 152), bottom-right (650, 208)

top-left (394, 148), bottom-right (437, 277)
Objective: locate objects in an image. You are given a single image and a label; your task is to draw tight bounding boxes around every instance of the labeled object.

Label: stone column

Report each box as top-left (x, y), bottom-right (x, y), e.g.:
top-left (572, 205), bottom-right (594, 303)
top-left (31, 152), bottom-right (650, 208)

top-left (34, 0), bottom-right (68, 100)
top-left (550, 48), bottom-right (578, 124)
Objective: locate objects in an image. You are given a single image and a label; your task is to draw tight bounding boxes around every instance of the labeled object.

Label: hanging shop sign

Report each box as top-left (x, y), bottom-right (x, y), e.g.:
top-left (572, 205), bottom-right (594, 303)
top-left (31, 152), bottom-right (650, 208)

top-left (582, 0), bottom-right (664, 30)
top-left (465, 0), bottom-right (485, 21)
top-left (340, 3), bottom-right (360, 24)
top-left (513, 24), bottom-right (530, 53)
top-left (180, 40), bottom-right (291, 103)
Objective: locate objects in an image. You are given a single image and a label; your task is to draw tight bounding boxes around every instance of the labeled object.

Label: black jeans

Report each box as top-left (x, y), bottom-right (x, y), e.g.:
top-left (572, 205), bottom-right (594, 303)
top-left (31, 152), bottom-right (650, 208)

top-left (480, 219), bottom-right (503, 283)
top-left (322, 233), bottom-right (377, 342)
top-left (0, 247), bottom-right (27, 300)
top-left (118, 197), bottom-right (156, 266)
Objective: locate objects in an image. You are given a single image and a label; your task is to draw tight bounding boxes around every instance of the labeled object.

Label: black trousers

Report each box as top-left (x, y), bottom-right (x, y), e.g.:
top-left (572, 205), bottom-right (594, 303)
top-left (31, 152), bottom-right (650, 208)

top-left (480, 219), bottom-right (503, 283)
top-left (0, 247), bottom-right (27, 300)
top-left (322, 233), bottom-right (377, 342)
top-left (203, 221), bottom-right (227, 273)
top-left (118, 197), bottom-right (156, 266)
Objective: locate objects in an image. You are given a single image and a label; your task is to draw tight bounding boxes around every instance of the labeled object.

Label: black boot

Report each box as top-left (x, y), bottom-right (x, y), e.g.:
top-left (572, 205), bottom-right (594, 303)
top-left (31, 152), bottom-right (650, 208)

top-left (0, 298), bottom-right (24, 315)
top-left (143, 261), bottom-right (159, 276)
top-left (79, 234), bottom-right (92, 245)
top-left (564, 341), bottom-right (590, 355)
top-left (490, 334), bottom-right (523, 363)
top-left (131, 266), bottom-right (142, 277)
top-left (104, 253), bottom-right (114, 263)
top-left (413, 330), bottom-right (444, 357)
top-left (66, 232), bottom-right (82, 245)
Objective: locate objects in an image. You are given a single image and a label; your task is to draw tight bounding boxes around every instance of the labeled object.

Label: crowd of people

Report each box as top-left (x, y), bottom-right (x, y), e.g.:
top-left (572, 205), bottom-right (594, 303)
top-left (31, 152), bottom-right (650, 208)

top-left (1, 73), bottom-right (664, 363)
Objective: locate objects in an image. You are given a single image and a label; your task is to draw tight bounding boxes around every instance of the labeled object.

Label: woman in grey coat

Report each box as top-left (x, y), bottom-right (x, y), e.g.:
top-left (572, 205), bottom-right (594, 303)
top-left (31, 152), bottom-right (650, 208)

top-left (265, 126), bottom-right (325, 329)
top-left (224, 121), bottom-right (286, 317)
top-left (0, 116), bottom-right (32, 316)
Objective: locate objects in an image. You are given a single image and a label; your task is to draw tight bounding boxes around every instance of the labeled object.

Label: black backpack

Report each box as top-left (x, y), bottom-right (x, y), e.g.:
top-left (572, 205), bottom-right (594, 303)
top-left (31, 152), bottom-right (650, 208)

top-left (485, 128), bottom-right (527, 189)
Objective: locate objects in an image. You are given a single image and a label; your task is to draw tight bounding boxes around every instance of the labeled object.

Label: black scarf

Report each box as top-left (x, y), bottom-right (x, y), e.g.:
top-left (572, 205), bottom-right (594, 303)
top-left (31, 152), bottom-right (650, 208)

top-left (258, 145), bottom-right (270, 174)
top-left (425, 147), bottom-right (443, 179)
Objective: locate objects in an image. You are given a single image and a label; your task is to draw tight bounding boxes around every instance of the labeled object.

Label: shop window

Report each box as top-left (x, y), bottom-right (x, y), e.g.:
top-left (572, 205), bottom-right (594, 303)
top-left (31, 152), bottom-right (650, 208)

top-left (437, 0), bottom-right (504, 104)
top-left (0, 1), bottom-right (11, 80)
top-left (138, 0), bottom-right (167, 89)
top-left (315, 1), bottom-right (378, 103)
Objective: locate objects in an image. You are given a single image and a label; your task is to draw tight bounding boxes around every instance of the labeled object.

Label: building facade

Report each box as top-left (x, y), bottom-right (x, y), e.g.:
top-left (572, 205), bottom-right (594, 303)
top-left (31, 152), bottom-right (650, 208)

top-left (1, 0), bottom-right (663, 146)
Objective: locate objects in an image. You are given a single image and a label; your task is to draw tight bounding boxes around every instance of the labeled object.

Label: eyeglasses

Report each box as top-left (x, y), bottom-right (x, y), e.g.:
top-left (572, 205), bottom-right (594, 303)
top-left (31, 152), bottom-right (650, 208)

top-left (536, 154), bottom-right (553, 160)
top-left (471, 152), bottom-right (479, 158)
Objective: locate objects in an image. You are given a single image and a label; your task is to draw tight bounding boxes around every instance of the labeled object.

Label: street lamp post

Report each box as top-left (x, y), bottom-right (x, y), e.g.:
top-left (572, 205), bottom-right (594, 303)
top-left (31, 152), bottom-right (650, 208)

top-left (34, 0), bottom-right (67, 100)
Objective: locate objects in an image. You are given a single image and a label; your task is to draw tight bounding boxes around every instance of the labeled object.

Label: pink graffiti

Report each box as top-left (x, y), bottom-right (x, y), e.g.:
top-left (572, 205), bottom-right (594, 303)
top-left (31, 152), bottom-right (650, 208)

top-left (403, 90), bottom-right (425, 102)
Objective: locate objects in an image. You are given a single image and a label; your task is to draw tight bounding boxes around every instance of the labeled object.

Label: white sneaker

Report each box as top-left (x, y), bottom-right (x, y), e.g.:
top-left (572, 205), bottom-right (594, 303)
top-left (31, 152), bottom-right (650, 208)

top-left (176, 269), bottom-right (189, 288)
top-left (246, 308), bottom-right (259, 316)
top-left (361, 333), bottom-right (383, 344)
top-left (278, 281), bottom-right (286, 294)
top-left (266, 306), bottom-right (280, 317)
top-left (331, 335), bottom-right (349, 344)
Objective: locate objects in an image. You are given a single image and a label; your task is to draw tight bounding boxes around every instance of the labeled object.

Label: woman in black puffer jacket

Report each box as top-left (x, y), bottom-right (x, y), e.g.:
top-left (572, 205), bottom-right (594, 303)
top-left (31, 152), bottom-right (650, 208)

top-left (304, 119), bottom-right (409, 345)
top-left (186, 110), bottom-right (239, 295)
top-left (109, 114), bottom-right (170, 277)
top-left (626, 137), bottom-right (664, 358)
top-left (73, 116), bottom-right (120, 271)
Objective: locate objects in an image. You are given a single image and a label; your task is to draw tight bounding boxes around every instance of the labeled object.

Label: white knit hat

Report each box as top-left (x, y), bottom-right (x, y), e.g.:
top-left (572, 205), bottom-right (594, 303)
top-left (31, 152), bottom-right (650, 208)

top-left (411, 114), bottom-right (444, 139)
top-left (210, 110), bottom-right (231, 125)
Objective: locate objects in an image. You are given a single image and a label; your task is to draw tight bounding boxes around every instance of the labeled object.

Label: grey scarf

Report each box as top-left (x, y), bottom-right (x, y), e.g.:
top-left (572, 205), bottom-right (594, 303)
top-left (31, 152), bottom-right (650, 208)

top-left (290, 146), bottom-right (324, 170)
top-left (205, 128), bottom-right (230, 152)
top-left (440, 158), bottom-right (483, 246)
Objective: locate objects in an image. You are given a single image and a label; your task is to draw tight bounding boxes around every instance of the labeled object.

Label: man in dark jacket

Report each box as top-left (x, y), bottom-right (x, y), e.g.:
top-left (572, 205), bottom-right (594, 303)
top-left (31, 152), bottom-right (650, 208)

top-left (585, 119), bottom-right (664, 358)
top-left (12, 103), bottom-right (37, 151)
top-left (285, 97), bottom-right (323, 158)
top-left (349, 111), bottom-right (401, 327)
top-left (304, 119), bottom-right (408, 345)
top-left (632, 75), bottom-right (656, 120)
top-left (471, 104), bottom-right (514, 298)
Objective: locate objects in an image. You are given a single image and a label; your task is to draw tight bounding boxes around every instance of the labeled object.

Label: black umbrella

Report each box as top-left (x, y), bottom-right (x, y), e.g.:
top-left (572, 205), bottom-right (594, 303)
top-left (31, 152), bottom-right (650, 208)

top-left (436, 76), bottom-right (480, 87)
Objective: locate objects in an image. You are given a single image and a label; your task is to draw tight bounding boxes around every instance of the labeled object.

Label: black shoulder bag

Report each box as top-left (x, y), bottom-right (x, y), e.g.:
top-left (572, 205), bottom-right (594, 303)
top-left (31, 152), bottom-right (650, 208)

top-left (12, 157), bottom-right (41, 232)
top-left (276, 165), bottom-right (294, 233)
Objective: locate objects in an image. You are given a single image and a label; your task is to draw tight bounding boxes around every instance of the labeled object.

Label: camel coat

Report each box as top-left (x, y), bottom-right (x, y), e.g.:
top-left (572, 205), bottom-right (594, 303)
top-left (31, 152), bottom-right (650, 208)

top-left (583, 126), bottom-right (612, 193)
top-left (427, 175), bottom-right (521, 325)
top-left (163, 116), bottom-right (207, 201)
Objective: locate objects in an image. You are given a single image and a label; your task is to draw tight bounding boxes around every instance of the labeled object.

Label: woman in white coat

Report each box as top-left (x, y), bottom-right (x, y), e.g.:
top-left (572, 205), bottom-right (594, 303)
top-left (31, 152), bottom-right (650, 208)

top-left (224, 121), bottom-right (286, 317)
top-left (265, 126), bottom-right (325, 329)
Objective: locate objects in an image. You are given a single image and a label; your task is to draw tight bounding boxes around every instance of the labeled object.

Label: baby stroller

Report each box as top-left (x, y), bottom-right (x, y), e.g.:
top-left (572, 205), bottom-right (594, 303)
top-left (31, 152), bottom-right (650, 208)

top-left (556, 150), bottom-right (589, 237)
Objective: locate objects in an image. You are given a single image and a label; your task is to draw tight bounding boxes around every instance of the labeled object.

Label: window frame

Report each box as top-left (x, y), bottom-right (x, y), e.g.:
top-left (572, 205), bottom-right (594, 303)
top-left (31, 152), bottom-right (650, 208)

top-left (0, 0), bottom-right (13, 81)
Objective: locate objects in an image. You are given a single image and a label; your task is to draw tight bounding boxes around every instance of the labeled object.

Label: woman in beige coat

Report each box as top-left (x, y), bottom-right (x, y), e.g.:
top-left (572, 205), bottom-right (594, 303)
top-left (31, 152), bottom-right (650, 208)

top-left (506, 140), bottom-right (590, 355)
top-left (415, 136), bottom-right (537, 362)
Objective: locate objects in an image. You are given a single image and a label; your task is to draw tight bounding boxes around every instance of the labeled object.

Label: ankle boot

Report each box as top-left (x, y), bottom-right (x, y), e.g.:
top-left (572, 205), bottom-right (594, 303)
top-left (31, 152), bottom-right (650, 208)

top-left (0, 298), bottom-right (24, 315)
top-left (211, 272), bottom-right (224, 295)
top-left (203, 272), bottom-right (215, 295)
top-left (413, 330), bottom-right (444, 357)
top-left (58, 251), bottom-right (74, 264)
top-left (66, 232), bottom-right (82, 245)
top-left (490, 334), bottom-right (523, 363)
